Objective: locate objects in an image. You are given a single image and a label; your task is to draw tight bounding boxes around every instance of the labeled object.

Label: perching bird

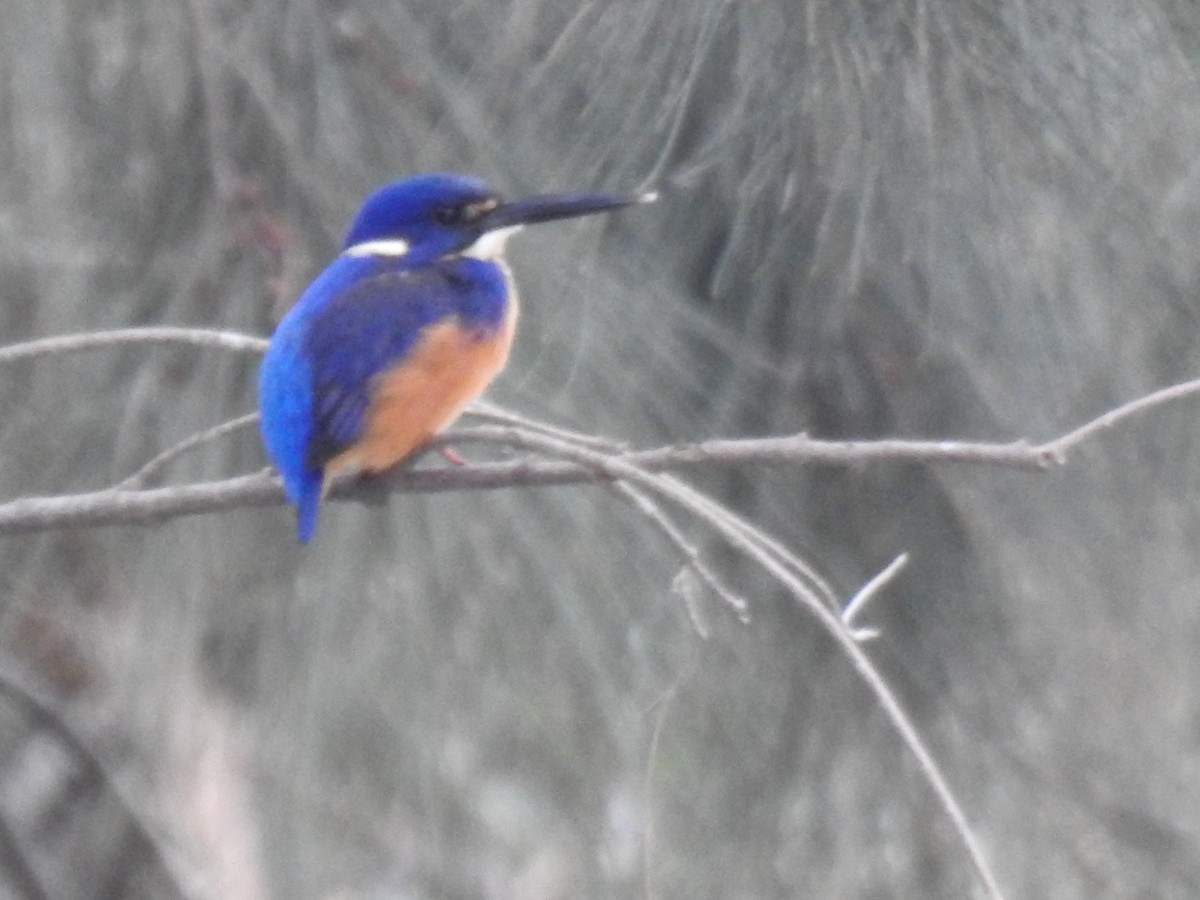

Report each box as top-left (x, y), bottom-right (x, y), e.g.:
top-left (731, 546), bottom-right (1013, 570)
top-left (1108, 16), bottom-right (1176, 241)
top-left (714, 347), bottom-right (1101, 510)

top-left (258, 172), bottom-right (654, 542)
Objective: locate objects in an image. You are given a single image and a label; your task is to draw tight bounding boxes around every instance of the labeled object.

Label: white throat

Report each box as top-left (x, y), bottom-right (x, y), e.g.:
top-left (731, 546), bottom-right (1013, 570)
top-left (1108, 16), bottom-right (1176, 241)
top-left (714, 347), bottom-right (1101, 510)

top-left (461, 225), bottom-right (523, 261)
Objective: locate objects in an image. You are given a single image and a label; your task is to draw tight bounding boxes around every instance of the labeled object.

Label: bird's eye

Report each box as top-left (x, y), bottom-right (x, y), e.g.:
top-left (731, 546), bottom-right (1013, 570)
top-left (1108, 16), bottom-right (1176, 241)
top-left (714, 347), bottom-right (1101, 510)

top-left (433, 204), bottom-right (462, 226)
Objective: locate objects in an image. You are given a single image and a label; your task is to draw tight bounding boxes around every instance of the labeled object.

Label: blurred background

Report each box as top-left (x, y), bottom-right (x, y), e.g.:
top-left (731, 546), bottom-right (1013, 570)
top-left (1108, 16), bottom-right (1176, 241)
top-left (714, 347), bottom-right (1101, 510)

top-left (1, 1), bottom-right (1200, 897)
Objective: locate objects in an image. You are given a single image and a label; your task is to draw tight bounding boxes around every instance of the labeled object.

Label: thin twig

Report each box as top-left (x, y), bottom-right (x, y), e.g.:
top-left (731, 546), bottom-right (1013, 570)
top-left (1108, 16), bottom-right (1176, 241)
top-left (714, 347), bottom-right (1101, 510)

top-left (114, 413), bottom-right (261, 490)
top-left (0, 328), bottom-right (268, 364)
top-left (609, 480), bottom-right (748, 630)
top-left (1040, 376), bottom-right (1200, 459)
top-left (652, 471), bottom-right (843, 617)
top-left (465, 400), bottom-right (631, 451)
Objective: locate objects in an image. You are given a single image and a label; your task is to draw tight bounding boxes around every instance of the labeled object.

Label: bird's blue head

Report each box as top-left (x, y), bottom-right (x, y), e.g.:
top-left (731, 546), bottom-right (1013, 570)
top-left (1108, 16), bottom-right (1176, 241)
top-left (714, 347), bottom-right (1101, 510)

top-left (341, 172), bottom-right (655, 265)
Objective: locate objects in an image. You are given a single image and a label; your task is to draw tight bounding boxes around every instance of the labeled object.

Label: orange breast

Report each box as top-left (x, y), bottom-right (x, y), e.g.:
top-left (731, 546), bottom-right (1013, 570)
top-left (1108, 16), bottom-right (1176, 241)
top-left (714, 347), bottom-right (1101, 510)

top-left (323, 300), bottom-right (517, 487)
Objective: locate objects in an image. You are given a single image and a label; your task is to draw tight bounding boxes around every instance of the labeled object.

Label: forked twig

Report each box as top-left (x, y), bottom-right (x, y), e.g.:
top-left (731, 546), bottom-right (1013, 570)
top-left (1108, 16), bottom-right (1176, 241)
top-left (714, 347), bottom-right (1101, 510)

top-left (842, 552), bottom-right (910, 641)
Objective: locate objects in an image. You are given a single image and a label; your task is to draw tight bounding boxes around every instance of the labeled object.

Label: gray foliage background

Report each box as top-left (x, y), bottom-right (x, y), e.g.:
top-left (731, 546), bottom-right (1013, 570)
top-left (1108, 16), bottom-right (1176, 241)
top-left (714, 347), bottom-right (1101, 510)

top-left (1, 1), bottom-right (1200, 898)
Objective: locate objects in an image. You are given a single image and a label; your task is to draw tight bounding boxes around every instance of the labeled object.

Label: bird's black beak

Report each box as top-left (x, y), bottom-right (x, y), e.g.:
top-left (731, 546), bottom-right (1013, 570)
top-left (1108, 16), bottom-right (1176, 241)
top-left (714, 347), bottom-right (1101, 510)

top-left (484, 189), bottom-right (657, 231)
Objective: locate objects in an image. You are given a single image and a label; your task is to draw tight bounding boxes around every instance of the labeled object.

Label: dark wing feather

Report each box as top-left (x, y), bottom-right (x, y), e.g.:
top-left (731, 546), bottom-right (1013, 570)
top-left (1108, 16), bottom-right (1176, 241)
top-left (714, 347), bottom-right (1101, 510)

top-left (301, 266), bottom-right (460, 469)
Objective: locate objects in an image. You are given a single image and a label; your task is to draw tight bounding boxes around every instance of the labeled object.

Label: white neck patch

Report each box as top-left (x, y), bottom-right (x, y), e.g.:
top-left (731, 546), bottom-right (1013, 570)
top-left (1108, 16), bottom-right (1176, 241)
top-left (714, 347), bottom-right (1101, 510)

top-left (344, 238), bottom-right (410, 258)
top-left (461, 225), bottom-right (523, 261)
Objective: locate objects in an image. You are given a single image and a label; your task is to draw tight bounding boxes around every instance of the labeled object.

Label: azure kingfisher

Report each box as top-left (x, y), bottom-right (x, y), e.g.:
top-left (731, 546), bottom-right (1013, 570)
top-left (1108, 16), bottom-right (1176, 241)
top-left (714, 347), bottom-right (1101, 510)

top-left (258, 172), bottom-right (654, 543)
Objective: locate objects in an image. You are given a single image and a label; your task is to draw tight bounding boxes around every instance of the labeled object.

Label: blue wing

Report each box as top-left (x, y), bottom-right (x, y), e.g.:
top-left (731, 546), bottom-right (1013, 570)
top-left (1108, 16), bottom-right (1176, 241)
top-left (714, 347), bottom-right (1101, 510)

top-left (302, 264), bottom-right (464, 468)
top-left (258, 254), bottom-right (509, 542)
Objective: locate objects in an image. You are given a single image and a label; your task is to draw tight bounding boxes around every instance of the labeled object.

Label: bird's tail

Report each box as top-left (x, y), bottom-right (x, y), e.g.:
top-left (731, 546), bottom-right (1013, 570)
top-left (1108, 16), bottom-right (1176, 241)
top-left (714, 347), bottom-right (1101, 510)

top-left (294, 474), bottom-right (322, 544)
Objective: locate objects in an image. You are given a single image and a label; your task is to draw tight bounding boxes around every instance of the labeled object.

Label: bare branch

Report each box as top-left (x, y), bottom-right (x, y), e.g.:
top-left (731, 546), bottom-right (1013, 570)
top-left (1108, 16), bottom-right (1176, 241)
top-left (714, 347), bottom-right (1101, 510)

top-left (0, 328), bottom-right (267, 364)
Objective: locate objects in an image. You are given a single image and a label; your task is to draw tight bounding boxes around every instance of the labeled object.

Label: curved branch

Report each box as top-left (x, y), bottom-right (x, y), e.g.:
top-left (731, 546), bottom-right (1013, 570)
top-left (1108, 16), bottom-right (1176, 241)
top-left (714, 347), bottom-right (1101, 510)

top-left (0, 328), bottom-right (267, 364)
top-left (114, 413), bottom-right (261, 491)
